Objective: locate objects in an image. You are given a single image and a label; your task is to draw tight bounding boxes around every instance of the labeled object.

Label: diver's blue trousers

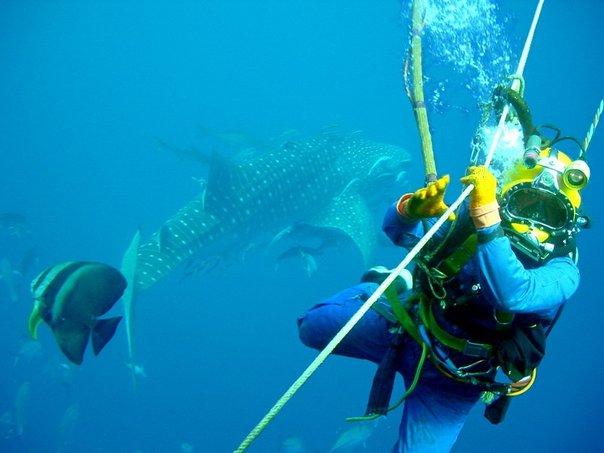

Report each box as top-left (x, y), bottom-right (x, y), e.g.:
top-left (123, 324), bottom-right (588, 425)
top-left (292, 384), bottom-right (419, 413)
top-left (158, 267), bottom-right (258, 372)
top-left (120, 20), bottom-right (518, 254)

top-left (297, 283), bottom-right (483, 453)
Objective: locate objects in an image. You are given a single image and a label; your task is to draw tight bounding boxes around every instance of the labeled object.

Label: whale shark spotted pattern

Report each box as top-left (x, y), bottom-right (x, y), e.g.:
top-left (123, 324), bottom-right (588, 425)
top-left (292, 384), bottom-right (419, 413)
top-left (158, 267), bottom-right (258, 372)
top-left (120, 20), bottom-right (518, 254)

top-left (134, 133), bottom-right (411, 292)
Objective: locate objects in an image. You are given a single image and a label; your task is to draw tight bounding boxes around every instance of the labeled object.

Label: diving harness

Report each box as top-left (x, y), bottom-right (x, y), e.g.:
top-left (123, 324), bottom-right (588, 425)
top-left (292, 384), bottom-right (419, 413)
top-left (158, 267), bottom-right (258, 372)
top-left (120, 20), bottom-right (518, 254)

top-left (353, 214), bottom-right (543, 425)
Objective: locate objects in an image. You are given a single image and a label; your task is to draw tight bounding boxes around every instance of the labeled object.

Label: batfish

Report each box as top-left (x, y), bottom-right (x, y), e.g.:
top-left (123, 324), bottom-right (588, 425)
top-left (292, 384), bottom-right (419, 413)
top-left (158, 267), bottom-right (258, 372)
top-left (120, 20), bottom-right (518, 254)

top-left (28, 261), bottom-right (126, 365)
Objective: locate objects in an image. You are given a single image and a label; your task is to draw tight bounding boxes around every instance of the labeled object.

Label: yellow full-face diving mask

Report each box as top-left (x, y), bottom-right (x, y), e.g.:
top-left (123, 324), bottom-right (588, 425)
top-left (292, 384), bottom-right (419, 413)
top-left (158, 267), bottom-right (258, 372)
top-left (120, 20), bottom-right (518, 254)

top-left (499, 148), bottom-right (589, 262)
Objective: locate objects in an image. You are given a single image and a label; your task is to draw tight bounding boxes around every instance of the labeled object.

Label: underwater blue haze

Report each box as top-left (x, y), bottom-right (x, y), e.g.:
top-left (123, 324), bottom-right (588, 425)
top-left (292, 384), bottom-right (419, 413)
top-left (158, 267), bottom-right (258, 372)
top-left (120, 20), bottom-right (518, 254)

top-left (0, 0), bottom-right (602, 452)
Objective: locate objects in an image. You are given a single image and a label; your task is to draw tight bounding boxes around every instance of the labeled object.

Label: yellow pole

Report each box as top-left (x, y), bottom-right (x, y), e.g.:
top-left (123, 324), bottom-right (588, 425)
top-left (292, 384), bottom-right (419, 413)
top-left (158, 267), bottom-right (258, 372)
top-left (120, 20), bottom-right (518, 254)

top-left (409, 0), bottom-right (437, 182)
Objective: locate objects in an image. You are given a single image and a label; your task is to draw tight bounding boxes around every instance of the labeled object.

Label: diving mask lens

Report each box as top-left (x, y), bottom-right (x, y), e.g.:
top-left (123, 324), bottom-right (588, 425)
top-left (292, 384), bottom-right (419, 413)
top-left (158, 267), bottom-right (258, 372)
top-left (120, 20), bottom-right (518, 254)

top-left (505, 188), bottom-right (569, 230)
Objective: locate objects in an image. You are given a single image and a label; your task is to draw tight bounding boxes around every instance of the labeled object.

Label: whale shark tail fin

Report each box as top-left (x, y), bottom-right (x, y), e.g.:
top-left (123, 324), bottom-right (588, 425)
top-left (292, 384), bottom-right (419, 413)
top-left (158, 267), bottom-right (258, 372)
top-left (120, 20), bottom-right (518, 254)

top-left (121, 230), bottom-right (141, 389)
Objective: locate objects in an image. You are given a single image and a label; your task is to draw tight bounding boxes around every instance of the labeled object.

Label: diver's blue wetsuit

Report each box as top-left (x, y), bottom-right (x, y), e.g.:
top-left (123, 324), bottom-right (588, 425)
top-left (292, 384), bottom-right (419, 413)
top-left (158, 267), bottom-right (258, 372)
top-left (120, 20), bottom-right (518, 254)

top-left (297, 202), bottom-right (580, 453)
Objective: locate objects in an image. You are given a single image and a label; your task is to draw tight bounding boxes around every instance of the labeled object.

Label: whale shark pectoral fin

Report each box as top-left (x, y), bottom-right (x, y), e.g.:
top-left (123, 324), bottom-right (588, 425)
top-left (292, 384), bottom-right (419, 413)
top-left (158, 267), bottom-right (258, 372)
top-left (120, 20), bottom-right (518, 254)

top-left (309, 183), bottom-right (377, 266)
top-left (27, 299), bottom-right (44, 340)
top-left (121, 229), bottom-right (141, 361)
top-left (52, 321), bottom-right (91, 365)
top-left (91, 316), bottom-right (122, 355)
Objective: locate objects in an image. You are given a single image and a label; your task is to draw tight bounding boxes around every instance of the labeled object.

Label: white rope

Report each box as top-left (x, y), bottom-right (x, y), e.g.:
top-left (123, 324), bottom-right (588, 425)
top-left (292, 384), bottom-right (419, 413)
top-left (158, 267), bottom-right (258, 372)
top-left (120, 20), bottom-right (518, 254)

top-left (235, 1), bottom-right (545, 451)
top-left (583, 99), bottom-right (603, 152)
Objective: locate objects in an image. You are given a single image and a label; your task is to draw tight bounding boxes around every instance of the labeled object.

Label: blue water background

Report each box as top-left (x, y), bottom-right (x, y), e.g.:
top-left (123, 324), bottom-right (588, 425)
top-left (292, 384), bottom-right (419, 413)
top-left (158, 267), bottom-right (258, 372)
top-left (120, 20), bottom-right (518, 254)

top-left (0, 1), bottom-right (602, 451)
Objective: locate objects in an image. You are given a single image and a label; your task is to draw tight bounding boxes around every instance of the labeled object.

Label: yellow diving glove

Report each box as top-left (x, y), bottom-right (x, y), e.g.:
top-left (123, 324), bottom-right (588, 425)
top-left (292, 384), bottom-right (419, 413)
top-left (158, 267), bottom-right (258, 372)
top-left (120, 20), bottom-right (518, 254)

top-left (460, 166), bottom-right (501, 228)
top-left (399, 175), bottom-right (456, 221)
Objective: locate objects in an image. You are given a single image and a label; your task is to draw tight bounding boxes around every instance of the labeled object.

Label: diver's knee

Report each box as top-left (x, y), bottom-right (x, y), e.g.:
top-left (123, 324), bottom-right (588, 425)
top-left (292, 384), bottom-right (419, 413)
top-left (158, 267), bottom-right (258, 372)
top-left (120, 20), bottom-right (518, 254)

top-left (297, 302), bottom-right (340, 350)
top-left (297, 284), bottom-right (374, 350)
top-left (297, 318), bottom-right (316, 349)
top-left (297, 310), bottom-right (326, 350)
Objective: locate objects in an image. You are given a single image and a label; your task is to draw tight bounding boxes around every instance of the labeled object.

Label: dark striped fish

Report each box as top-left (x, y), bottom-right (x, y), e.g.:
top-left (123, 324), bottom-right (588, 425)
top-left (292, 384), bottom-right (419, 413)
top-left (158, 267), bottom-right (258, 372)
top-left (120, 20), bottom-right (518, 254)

top-left (28, 262), bottom-right (126, 365)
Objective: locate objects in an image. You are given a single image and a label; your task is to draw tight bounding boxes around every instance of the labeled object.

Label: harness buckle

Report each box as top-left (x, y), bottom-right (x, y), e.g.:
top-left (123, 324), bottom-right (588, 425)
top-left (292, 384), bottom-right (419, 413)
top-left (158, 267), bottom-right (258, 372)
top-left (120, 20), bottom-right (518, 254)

top-left (463, 341), bottom-right (491, 358)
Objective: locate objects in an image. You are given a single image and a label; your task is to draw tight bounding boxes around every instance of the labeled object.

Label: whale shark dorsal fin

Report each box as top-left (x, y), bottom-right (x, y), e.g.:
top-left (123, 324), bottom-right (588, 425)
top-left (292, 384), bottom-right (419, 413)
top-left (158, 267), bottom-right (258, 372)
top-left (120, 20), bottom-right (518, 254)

top-left (204, 152), bottom-right (244, 213)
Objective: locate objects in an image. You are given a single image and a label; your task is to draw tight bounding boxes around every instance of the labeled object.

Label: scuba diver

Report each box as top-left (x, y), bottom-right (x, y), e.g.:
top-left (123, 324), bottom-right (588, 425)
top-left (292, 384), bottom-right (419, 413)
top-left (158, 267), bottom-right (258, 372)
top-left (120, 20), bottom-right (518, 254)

top-left (297, 90), bottom-right (594, 451)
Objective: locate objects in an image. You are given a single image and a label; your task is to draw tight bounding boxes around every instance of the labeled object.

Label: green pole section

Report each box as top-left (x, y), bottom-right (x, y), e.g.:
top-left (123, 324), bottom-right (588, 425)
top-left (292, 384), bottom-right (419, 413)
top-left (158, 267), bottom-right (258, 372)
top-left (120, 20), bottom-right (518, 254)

top-left (409, 0), bottom-right (437, 183)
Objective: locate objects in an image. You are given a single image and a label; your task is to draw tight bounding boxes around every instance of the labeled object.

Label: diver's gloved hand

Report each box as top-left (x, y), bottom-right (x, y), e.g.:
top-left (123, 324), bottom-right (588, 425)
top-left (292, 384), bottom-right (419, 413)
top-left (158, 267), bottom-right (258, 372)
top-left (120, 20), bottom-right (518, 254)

top-left (460, 166), bottom-right (501, 228)
top-left (398, 175), bottom-right (455, 221)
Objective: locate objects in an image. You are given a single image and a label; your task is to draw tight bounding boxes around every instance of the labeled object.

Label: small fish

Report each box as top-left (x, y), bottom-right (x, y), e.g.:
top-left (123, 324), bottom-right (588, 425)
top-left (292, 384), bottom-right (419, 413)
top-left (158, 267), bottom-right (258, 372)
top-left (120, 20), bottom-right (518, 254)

top-left (0, 212), bottom-right (29, 236)
top-left (181, 442), bottom-right (194, 453)
top-left (0, 410), bottom-right (15, 439)
top-left (329, 421), bottom-right (377, 452)
top-left (58, 403), bottom-right (79, 451)
top-left (271, 223), bottom-right (351, 276)
top-left (28, 261), bottom-right (127, 365)
top-left (126, 362), bottom-right (147, 378)
top-left (276, 246), bottom-right (320, 277)
top-left (14, 339), bottom-right (42, 366)
top-left (281, 435), bottom-right (306, 453)
top-left (14, 381), bottom-right (31, 437)
top-left (18, 246), bottom-right (40, 277)
top-left (44, 362), bottom-right (75, 396)
top-left (1, 258), bottom-right (19, 303)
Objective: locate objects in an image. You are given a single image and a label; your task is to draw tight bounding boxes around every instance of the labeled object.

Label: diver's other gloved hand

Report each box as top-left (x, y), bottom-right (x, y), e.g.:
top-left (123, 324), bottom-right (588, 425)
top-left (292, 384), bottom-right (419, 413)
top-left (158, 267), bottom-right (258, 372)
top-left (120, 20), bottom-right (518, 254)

top-left (398, 175), bottom-right (455, 221)
top-left (460, 165), bottom-right (501, 228)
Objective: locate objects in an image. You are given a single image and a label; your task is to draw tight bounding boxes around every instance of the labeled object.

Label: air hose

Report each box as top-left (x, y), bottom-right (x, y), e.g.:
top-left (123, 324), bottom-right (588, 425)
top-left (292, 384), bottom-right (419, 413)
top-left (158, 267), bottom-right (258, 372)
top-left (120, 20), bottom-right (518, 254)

top-left (493, 85), bottom-right (536, 139)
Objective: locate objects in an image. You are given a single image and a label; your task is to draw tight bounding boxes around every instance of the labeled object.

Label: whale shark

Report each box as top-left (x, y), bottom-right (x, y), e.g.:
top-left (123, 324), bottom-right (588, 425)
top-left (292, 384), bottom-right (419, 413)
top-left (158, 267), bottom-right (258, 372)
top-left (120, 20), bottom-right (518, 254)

top-left (120, 131), bottom-right (411, 369)
top-left (131, 132), bottom-right (410, 291)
